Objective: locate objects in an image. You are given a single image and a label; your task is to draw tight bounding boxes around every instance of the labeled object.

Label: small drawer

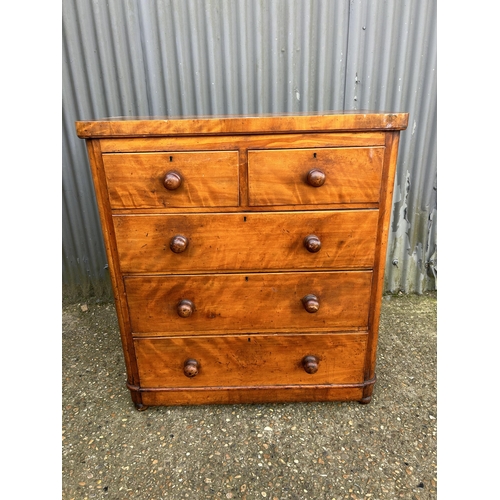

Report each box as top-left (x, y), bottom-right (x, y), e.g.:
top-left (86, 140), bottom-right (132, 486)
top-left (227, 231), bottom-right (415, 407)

top-left (102, 151), bottom-right (239, 209)
top-left (125, 271), bottom-right (373, 335)
top-left (113, 210), bottom-right (379, 273)
top-left (248, 147), bottom-right (384, 206)
top-left (134, 333), bottom-right (368, 388)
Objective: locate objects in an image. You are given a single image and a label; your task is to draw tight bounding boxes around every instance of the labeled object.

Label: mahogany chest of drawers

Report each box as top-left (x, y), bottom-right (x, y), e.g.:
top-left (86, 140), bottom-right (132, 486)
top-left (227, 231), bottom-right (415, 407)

top-left (76, 112), bottom-right (408, 410)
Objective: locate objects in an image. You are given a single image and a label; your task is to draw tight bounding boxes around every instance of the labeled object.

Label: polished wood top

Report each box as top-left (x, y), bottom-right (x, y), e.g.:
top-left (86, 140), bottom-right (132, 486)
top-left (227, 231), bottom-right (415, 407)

top-left (75, 111), bottom-right (409, 138)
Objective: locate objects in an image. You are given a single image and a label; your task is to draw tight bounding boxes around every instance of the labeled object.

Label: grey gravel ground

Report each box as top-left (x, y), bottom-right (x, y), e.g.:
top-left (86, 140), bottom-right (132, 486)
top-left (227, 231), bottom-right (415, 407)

top-left (62, 292), bottom-right (437, 500)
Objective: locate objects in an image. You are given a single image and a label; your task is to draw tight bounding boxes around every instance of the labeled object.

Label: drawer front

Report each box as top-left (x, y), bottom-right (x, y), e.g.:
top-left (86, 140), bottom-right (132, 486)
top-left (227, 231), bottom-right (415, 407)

top-left (134, 333), bottom-right (368, 387)
top-left (102, 151), bottom-right (239, 209)
top-left (125, 271), bottom-right (372, 335)
top-left (248, 147), bottom-right (384, 206)
top-left (114, 210), bottom-right (379, 273)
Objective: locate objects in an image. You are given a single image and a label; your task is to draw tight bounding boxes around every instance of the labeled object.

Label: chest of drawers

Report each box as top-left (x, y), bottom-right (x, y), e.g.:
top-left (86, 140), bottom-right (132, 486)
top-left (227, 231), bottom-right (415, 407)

top-left (76, 112), bottom-right (408, 410)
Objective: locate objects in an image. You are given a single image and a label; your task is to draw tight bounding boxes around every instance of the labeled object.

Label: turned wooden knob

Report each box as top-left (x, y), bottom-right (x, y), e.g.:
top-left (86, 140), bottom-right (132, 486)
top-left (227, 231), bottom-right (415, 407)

top-left (163, 171), bottom-right (182, 190)
top-left (307, 168), bottom-right (326, 187)
top-left (302, 294), bottom-right (320, 313)
top-left (184, 359), bottom-right (199, 377)
top-left (304, 234), bottom-right (322, 253)
top-left (177, 299), bottom-right (194, 317)
top-left (302, 355), bottom-right (319, 374)
top-left (170, 235), bottom-right (189, 253)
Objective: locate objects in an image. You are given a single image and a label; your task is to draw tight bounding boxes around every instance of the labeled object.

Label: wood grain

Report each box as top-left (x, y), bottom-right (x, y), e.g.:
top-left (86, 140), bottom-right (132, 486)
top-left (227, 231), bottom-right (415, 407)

top-left (84, 141), bottom-right (143, 406)
top-left (138, 385), bottom-right (365, 406)
top-left (98, 132), bottom-right (386, 153)
top-left (102, 151), bottom-right (239, 209)
top-left (248, 147), bottom-right (384, 206)
top-left (134, 333), bottom-right (368, 387)
top-left (113, 210), bottom-right (379, 273)
top-left (124, 271), bottom-right (373, 335)
top-left (76, 112), bottom-right (409, 138)
top-left (364, 131), bottom-right (402, 395)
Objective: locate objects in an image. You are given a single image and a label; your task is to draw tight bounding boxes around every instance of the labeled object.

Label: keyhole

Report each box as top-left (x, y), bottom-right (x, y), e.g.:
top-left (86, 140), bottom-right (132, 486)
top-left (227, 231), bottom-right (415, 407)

top-left (313, 152), bottom-right (317, 158)
top-left (170, 156), bottom-right (173, 162)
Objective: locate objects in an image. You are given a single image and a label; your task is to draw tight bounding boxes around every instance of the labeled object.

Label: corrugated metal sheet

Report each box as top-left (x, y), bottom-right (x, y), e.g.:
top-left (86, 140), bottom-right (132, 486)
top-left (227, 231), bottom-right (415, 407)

top-left (62, 0), bottom-right (436, 299)
top-left (344, 0), bottom-right (437, 294)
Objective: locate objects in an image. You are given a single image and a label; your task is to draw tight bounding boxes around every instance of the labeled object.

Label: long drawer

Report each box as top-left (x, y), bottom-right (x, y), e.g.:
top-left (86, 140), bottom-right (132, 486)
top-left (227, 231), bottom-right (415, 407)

top-left (134, 333), bottom-right (368, 388)
top-left (102, 151), bottom-right (239, 209)
top-left (248, 147), bottom-right (384, 206)
top-left (125, 271), bottom-right (373, 335)
top-left (113, 210), bottom-right (379, 273)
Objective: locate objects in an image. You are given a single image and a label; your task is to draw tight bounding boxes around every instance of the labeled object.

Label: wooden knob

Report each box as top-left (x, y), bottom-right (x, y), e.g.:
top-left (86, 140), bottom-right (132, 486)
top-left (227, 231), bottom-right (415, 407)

top-left (302, 355), bottom-right (319, 374)
top-left (302, 294), bottom-right (320, 313)
top-left (177, 299), bottom-right (194, 317)
top-left (304, 234), bottom-right (321, 253)
top-left (184, 359), bottom-right (199, 377)
top-left (170, 235), bottom-right (189, 253)
top-left (163, 171), bottom-right (182, 190)
top-left (307, 168), bottom-right (326, 187)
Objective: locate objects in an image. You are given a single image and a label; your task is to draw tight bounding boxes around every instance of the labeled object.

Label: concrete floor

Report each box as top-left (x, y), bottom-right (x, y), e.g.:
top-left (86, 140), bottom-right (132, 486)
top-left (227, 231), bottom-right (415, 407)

top-left (62, 292), bottom-right (437, 499)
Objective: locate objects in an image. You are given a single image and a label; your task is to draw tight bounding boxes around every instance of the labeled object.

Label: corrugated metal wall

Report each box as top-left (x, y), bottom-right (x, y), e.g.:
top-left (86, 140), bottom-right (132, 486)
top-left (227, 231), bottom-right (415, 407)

top-left (62, 0), bottom-right (436, 300)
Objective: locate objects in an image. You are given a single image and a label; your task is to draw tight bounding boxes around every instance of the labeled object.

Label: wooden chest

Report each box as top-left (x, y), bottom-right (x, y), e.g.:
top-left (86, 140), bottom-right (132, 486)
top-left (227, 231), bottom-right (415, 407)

top-left (76, 112), bottom-right (408, 410)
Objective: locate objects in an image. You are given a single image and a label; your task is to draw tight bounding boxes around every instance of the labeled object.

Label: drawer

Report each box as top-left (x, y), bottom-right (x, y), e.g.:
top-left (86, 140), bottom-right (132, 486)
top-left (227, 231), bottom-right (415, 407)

top-left (248, 147), bottom-right (384, 206)
top-left (113, 210), bottom-right (379, 273)
top-left (125, 271), bottom-right (372, 335)
top-left (134, 333), bottom-right (368, 388)
top-left (102, 151), bottom-right (239, 209)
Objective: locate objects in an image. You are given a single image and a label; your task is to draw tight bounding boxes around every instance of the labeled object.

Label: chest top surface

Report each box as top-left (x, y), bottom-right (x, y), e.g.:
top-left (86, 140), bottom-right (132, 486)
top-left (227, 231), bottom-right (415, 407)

top-left (76, 111), bottom-right (409, 138)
